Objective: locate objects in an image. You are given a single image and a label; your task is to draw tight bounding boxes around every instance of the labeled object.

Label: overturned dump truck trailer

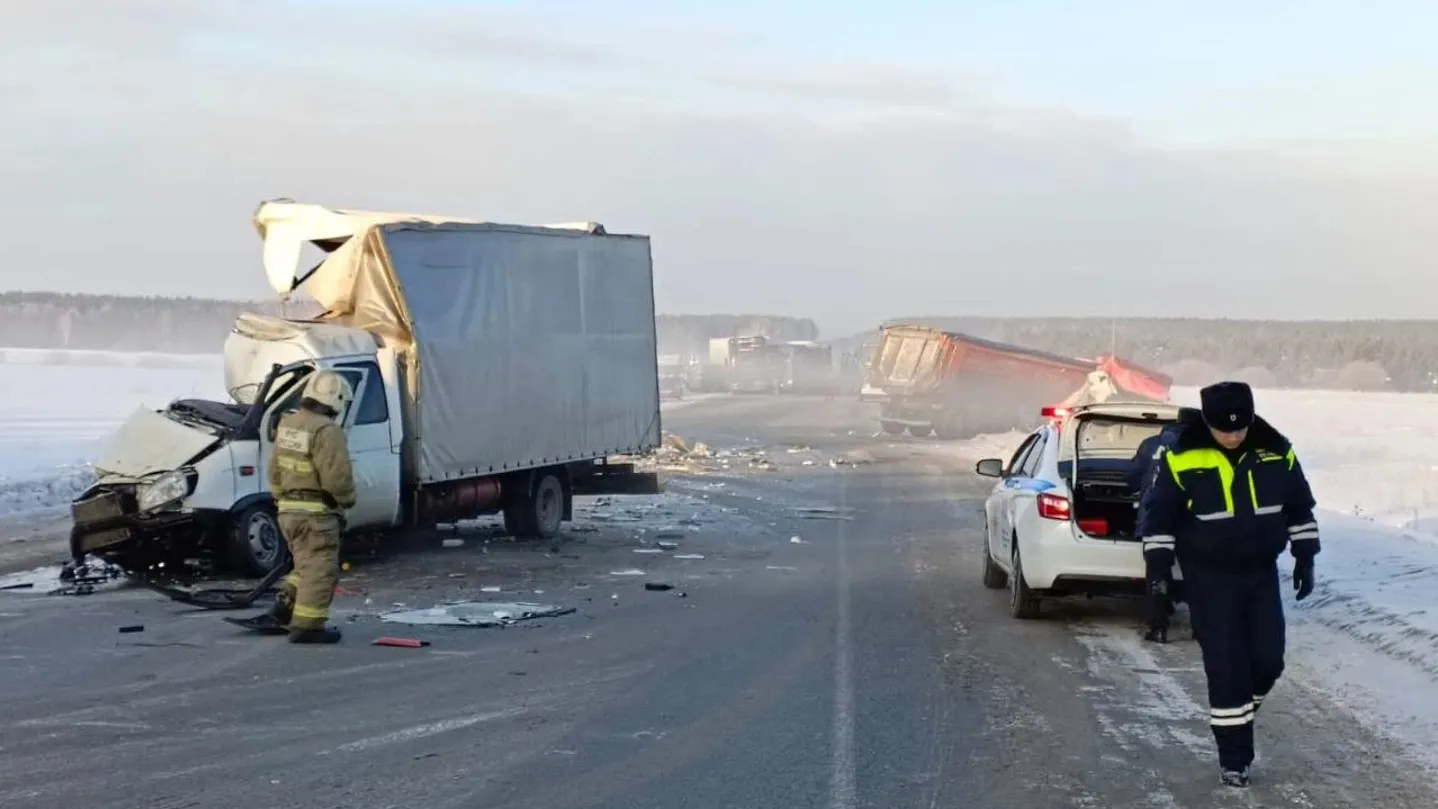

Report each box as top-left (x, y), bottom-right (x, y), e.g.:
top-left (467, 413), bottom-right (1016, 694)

top-left (69, 199), bottom-right (663, 576)
top-left (865, 324), bottom-right (1163, 439)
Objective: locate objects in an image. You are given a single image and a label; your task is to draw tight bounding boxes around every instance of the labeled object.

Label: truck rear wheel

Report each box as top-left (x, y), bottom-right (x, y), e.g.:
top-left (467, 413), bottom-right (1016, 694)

top-left (503, 471), bottom-right (567, 539)
top-left (908, 424), bottom-right (934, 438)
top-left (879, 420), bottom-right (906, 435)
top-left (226, 502), bottom-right (285, 577)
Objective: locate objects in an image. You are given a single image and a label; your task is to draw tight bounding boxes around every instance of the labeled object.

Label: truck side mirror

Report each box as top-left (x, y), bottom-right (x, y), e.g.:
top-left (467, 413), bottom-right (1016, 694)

top-left (974, 458), bottom-right (1004, 478)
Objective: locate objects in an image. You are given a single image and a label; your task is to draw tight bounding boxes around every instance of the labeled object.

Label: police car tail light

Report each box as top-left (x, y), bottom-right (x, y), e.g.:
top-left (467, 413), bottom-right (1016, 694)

top-left (1041, 406), bottom-right (1070, 421)
top-left (1037, 492), bottom-right (1071, 521)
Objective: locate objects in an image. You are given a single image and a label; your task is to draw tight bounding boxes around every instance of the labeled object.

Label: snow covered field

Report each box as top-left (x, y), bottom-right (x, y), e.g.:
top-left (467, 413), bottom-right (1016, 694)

top-left (0, 349), bottom-right (225, 522)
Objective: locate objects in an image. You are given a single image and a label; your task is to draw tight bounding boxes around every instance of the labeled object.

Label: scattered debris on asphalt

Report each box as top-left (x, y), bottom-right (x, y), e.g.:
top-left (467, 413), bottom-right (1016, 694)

top-left (656, 540), bottom-right (679, 550)
top-left (373, 636), bottom-right (430, 648)
top-left (118, 624), bottom-right (144, 633)
top-left (644, 582), bottom-right (674, 591)
top-left (441, 538), bottom-right (464, 548)
top-left (674, 553), bottom-right (705, 560)
top-left (380, 601), bottom-right (576, 628)
top-left (54, 558), bottom-right (127, 596)
top-left (790, 536), bottom-right (805, 544)
top-left (794, 506), bottom-right (856, 521)
top-left (609, 569), bottom-right (645, 576)
top-left (0, 582), bottom-right (34, 591)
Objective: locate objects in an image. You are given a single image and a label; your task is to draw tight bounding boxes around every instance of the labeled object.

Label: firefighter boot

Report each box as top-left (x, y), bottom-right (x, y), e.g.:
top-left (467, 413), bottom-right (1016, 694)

top-left (289, 626), bottom-right (342, 644)
top-left (1220, 767), bottom-right (1251, 788)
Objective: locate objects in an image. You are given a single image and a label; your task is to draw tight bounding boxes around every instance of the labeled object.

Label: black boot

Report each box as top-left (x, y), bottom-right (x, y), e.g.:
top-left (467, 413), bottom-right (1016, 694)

top-left (289, 626), bottom-right (342, 644)
top-left (1220, 766), bottom-right (1250, 788)
top-left (224, 601), bottom-right (292, 635)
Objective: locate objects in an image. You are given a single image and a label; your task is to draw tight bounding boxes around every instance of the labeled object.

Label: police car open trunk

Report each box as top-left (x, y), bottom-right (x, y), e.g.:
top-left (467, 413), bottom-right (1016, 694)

top-left (1057, 405), bottom-right (1181, 541)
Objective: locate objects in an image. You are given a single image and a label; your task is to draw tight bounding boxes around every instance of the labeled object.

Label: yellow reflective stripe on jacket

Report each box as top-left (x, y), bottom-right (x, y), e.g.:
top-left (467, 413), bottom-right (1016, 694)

top-left (292, 603), bottom-right (329, 621)
top-left (284, 572), bottom-right (301, 587)
top-left (276, 498), bottom-right (329, 513)
top-left (1166, 447), bottom-right (1237, 513)
top-left (276, 456), bottom-right (315, 474)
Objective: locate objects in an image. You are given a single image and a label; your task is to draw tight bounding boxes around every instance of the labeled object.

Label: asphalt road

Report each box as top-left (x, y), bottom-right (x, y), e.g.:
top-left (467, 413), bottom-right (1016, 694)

top-left (1, 394), bottom-right (1435, 808)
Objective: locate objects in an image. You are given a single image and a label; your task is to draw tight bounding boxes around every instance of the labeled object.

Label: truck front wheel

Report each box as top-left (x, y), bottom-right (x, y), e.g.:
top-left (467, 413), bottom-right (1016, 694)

top-left (879, 420), bottom-right (906, 435)
top-left (503, 471), bottom-right (567, 539)
top-left (227, 502), bottom-right (285, 577)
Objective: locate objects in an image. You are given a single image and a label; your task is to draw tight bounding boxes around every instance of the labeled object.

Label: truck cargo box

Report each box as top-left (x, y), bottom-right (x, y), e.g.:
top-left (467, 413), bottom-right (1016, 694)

top-left (259, 209), bottom-right (662, 484)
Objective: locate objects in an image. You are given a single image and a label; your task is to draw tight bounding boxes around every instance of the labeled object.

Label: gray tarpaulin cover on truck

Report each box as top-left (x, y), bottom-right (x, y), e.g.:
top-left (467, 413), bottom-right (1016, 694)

top-left (253, 200), bottom-right (661, 484)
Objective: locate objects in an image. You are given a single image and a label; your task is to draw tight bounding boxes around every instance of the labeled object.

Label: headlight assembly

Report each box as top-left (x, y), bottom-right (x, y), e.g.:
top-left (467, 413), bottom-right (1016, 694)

top-left (138, 469), bottom-right (196, 512)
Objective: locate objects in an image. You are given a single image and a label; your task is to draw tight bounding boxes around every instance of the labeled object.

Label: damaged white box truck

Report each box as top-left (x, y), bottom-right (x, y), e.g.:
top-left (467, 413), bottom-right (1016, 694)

top-left (69, 200), bottom-right (664, 576)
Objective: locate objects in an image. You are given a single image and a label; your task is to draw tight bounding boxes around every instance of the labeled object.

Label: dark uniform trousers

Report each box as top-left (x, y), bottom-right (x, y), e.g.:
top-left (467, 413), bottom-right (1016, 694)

top-left (1183, 560), bottom-right (1285, 770)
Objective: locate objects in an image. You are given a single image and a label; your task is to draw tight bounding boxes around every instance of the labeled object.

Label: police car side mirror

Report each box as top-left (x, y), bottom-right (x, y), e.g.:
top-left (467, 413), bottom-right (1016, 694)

top-left (975, 458), bottom-right (1004, 478)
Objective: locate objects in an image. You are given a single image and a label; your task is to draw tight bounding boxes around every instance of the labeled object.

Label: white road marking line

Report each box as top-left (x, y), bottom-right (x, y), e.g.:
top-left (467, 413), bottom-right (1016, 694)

top-left (324, 707), bottom-right (528, 754)
top-left (829, 482), bottom-right (857, 809)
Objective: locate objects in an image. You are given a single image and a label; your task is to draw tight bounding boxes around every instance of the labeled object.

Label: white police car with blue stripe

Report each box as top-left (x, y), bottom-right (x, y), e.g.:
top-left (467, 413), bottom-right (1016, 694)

top-left (974, 401), bottom-right (1184, 619)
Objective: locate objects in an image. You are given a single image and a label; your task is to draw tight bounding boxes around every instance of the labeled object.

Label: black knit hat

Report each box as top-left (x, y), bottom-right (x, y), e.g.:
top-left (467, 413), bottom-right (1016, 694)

top-left (1199, 381), bottom-right (1255, 432)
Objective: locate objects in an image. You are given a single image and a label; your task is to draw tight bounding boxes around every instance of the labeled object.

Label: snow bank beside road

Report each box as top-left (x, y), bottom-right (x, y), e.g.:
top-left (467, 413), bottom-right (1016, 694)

top-left (0, 351), bottom-right (225, 525)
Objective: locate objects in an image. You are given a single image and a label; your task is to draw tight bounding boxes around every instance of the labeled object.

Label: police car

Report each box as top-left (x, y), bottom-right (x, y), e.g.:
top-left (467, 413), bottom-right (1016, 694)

top-left (974, 401), bottom-right (1184, 619)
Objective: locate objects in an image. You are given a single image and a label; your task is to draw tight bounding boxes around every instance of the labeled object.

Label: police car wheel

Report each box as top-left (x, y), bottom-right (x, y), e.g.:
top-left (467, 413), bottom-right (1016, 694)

top-left (1008, 541), bottom-right (1043, 620)
top-left (981, 524), bottom-right (1007, 589)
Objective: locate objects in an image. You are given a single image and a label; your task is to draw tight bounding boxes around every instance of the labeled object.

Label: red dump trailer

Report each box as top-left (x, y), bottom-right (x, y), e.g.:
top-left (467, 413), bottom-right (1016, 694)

top-left (863, 325), bottom-right (1171, 439)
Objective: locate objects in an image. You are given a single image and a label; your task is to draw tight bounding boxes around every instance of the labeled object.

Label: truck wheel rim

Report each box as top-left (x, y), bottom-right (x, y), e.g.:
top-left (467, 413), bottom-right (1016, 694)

top-left (537, 480), bottom-right (562, 530)
top-left (249, 513), bottom-right (280, 566)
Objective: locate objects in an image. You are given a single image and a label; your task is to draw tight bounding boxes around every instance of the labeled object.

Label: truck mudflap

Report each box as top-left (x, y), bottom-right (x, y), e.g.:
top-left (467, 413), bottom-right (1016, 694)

top-left (567, 461), bottom-right (662, 496)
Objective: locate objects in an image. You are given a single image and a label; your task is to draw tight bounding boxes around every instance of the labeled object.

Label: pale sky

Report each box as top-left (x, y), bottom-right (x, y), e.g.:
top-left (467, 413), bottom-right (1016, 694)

top-left (3, 0), bottom-right (1436, 336)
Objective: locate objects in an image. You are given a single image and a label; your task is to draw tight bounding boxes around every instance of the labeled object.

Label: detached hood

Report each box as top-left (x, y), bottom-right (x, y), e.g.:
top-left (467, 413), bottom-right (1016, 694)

top-left (94, 407), bottom-right (222, 479)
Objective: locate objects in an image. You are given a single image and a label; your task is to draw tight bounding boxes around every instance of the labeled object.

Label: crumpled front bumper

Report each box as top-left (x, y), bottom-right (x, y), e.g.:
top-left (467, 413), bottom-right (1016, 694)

top-left (68, 486), bottom-right (197, 560)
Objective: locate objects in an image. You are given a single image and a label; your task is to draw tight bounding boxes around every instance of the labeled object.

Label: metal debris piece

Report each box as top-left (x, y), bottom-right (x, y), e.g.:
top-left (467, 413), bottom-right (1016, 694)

top-left (0, 582), bottom-right (34, 591)
top-left (794, 507), bottom-right (856, 521)
top-left (118, 625), bottom-right (144, 633)
top-left (55, 559), bottom-right (127, 596)
top-left (380, 601), bottom-right (575, 628)
top-left (644, 582), bottom-right (674, 591)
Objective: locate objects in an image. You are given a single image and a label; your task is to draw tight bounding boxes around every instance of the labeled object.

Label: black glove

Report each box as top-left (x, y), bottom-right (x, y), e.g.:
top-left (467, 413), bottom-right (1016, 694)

top-left (1293, 559), bottom-right (1315, 601)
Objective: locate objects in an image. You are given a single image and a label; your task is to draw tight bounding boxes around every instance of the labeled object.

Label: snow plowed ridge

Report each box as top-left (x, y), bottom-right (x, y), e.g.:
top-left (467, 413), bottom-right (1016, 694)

top-left (0, 350), bottom-right (225, 527)
top-left (0, 466), bottom-right (93, 521)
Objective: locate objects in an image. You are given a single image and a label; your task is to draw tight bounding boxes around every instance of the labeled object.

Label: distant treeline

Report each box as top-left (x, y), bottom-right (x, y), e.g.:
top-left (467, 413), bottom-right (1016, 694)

top-left (0, 292), bottom-right (819, 361)
top-left (861, 316), bottom-right (1438, 393)
top-left (1, 293), bottom-right (1432, 392)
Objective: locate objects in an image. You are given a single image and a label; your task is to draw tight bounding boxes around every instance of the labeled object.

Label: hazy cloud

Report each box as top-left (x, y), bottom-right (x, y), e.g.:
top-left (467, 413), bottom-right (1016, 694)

top-left (2, 1), bottom-right (1435, 336)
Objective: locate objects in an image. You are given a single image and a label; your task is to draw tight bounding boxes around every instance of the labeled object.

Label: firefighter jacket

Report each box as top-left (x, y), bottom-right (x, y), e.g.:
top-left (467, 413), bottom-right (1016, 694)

top-left (267, 407), bottom-right (357, 514)
top-left (1137, 413), bottom-right (1320, 569)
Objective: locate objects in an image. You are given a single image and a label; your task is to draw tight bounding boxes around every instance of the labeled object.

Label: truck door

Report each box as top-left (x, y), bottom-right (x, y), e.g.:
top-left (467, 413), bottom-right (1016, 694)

top-left (333, 360), bottom-right (402, 529)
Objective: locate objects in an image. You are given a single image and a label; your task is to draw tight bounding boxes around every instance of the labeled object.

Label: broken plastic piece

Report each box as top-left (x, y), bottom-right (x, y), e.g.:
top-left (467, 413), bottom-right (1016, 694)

top-left (644, 582), bottom-right (674, 591)
top-left (118, 625), bottom-right (144, 633)
top-left (373, 636), bottom-right (430, 648)
top-left (380, 601), bottom-right (576, 627)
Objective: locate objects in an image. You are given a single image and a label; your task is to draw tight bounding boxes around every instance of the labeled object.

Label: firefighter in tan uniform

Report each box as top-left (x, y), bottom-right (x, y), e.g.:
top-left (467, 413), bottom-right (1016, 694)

top-left (229, 370), bottom-right (356, 644)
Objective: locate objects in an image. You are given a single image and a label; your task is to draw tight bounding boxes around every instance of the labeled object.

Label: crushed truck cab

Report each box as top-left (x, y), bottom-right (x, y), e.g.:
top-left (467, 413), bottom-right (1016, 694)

top-left (70, 200), bottom-right (664, 576)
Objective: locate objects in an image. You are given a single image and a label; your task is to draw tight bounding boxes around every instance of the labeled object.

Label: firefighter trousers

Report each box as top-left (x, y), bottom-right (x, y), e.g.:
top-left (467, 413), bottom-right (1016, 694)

top-left (1183, 560), bottom-right (1286, 770)
top-left (277, 512), bottom-right (342, 632)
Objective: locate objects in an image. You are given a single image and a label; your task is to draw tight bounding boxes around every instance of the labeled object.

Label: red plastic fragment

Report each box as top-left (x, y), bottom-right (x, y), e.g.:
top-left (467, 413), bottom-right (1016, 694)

top-left (373, 636), bottom-right (430, 648)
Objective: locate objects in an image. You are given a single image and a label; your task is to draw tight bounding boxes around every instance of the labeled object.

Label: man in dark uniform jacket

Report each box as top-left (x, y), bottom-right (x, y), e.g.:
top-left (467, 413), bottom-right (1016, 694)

top-left (1137, 382), bottom-right (1319, 788)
